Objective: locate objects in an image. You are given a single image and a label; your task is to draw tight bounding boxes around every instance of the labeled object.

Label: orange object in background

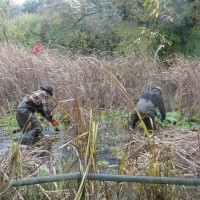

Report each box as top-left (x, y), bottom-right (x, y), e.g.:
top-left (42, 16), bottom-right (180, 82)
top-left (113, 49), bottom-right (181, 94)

top-left (51, 118), bottom-right (59, 126)
top-left (32, 43), bottom-right (43, 54)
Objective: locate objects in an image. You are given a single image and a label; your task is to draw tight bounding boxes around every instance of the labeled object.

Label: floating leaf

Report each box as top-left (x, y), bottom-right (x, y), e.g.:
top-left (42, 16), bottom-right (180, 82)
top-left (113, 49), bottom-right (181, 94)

top-left (98, 161), bottom-right (109, 167)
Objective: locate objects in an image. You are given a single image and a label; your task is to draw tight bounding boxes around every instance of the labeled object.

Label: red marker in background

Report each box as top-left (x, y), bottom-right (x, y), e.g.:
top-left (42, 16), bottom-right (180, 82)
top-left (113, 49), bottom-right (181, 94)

top-left (32, 43), bottom-right (43, 54)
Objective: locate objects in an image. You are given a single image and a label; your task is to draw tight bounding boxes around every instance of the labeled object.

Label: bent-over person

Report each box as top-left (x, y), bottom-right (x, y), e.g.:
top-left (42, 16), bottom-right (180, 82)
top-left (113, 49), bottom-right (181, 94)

top-left (131, 86), bottom-right (166, 130)
top-left (16, 84), bottom-right (59, 145)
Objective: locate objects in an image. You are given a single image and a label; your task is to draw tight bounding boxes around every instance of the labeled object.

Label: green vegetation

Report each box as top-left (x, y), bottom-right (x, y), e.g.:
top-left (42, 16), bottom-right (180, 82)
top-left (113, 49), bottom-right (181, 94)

top-left (163, 111), bottom-right (200, 130)
top-left (0, 0), bottom-right (199, 56)
top-left (7, 13), bottom-right (43, 46)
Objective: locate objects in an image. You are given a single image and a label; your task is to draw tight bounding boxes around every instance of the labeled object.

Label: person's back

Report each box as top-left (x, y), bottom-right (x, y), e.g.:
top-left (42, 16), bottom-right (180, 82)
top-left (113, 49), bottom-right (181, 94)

top-left (22, 89), bottom-right (53, 120)
top-left (131, 86), bottom-right (166, 130)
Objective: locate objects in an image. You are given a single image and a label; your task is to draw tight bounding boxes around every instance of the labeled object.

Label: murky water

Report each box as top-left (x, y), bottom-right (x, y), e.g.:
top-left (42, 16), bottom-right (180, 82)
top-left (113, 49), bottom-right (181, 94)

top-left (0, 126), bottom-right (121, 172)
top-left (0, 125), bottom-right (53, 156)
top-left (0, 141), bottom-right (13, 155)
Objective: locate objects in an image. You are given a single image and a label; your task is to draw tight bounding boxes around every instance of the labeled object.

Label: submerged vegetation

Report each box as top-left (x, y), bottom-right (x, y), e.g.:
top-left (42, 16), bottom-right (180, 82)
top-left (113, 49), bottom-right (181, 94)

top-left (0, 43), bottom-right (199, 199)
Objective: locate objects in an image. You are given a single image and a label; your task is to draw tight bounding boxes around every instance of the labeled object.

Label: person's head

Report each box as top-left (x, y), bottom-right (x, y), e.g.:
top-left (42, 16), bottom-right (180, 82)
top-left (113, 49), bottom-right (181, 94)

top-left (40, 84), bottom-right (53, 96)
top-left (152, 86), bottom-right (162, 95)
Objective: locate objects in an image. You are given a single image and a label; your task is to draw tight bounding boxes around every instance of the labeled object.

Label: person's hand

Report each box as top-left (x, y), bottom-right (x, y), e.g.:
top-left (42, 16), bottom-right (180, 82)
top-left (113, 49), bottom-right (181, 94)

top-left (51, 118), bottom-right (59, 126)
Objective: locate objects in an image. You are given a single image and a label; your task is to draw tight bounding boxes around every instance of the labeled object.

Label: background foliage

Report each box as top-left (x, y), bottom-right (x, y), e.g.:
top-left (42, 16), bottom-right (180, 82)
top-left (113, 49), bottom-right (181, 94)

top-left (0, 0), bottom-right (199, 56)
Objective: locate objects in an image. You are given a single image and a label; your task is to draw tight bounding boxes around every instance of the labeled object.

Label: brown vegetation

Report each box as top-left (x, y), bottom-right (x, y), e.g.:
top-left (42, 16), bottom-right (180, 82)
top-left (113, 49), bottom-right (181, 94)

top-left (0, 43), bottom-right (199, 199)
top-left (0, 43), bottom-right (199, 117)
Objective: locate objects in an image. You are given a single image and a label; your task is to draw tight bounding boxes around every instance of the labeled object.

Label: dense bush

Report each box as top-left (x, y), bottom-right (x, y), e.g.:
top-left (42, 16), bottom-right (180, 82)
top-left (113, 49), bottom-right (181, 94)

top-left (7, 13), bottom-right (42, 46)
top-left (0, 0), bottom-right (198, 56)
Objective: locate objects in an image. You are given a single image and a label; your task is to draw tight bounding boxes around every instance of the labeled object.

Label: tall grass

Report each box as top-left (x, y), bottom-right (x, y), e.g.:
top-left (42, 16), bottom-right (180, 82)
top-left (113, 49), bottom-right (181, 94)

top-left (0, 43), bottom-right (199, 117)
top-left (0, 43), bottom-right (199, 199)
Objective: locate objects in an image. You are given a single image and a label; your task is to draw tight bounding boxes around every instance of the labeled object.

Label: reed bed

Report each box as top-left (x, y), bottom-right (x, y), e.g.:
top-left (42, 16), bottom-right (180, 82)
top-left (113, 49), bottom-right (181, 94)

top-left (0, 43), bottom-right (199, 117)
top-left (0, 43), bottom-right (199, 199)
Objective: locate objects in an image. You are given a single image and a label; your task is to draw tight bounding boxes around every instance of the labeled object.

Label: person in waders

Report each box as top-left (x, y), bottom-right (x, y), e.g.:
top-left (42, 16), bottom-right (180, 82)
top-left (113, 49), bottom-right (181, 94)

top-left (16, 84), bottom-right (59, 145)
top-left (131, 86), bottom-right (166, 130)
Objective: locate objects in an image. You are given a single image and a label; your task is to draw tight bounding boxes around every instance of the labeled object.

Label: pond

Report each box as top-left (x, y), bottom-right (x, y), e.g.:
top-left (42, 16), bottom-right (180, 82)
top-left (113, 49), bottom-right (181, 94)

top-left (0, 124), bottom-right (127, 173)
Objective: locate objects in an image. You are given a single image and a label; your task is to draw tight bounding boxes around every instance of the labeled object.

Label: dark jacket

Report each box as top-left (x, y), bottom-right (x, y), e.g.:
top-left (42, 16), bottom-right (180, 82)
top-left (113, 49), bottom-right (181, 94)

top-left (140, 89), bottom-right (166, 121)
